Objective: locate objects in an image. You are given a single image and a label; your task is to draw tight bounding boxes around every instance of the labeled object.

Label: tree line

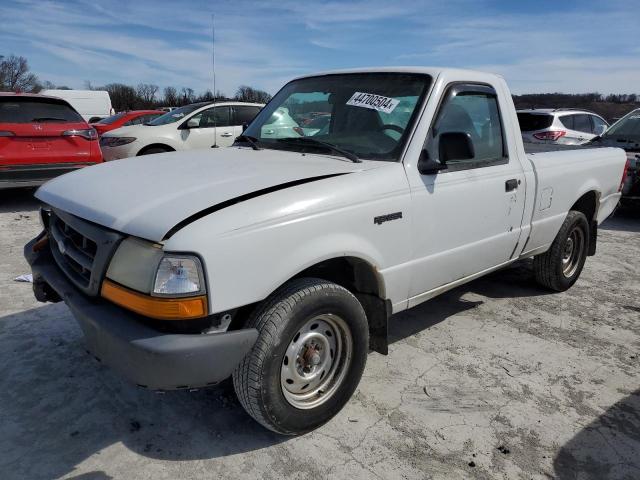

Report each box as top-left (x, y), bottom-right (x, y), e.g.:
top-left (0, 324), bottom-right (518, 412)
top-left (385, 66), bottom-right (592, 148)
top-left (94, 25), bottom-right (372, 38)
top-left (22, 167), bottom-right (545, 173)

top-left (2, 53), bottom-right (639, 121)
top-left (0, 54), bottom-right (271, 111)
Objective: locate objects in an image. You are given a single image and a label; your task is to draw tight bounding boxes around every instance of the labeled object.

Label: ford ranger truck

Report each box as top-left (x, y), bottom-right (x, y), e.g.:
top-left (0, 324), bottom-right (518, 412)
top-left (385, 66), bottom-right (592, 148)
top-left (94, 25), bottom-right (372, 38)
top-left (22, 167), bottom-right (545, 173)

top-left (24, 68), bottom-right (627, 435)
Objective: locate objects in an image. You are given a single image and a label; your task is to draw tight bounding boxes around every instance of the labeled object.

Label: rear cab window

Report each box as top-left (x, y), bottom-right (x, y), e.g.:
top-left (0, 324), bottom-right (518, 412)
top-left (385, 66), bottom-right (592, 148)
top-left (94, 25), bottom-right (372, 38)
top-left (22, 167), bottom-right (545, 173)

top-left (0, 97), bottom-right (83, 123)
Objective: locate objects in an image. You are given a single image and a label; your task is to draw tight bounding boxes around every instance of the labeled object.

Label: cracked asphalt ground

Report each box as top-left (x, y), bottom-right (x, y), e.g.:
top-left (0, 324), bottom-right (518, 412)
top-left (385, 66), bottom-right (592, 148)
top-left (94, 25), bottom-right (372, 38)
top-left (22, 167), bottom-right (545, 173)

top-left (1, 188), bottom-right (639, 480)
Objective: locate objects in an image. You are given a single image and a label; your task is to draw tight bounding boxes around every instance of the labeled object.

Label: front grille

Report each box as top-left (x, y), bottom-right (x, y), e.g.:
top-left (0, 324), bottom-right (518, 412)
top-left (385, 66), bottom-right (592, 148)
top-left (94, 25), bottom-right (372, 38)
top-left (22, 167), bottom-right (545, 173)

top-left (50, 215), bottom-right (96, 286)
top-left (47, 208), bottom-right (123, 296)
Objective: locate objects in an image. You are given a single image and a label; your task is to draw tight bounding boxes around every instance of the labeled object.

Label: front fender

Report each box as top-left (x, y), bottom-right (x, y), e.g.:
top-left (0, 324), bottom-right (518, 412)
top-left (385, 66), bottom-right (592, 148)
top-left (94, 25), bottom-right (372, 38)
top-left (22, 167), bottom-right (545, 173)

top-left (163, 165), bottom-right (413, 313)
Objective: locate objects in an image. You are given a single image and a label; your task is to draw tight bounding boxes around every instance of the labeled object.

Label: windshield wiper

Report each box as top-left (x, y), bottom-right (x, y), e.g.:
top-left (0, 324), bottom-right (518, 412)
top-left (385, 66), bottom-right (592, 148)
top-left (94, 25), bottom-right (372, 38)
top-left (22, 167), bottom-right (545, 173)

top-left (235, 134), bottom-right (261, 151)
top-left (31, 117), bottom-right (68, 122)
top-left (277, 137), bottom-right (361, 163)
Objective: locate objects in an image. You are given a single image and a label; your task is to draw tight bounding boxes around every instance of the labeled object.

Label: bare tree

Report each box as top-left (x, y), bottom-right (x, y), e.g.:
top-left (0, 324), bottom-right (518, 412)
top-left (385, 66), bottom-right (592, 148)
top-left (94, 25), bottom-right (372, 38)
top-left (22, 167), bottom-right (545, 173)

top-left (136, 83), bottom-right (159, 106)
top-left (104, 83), bottom-right (138, 111)
top-left (163, 86), bottom-right (178, 106)
top-left (0, 55), bottom-right (6, 89)
top-left (234, 85), bottom-right (271, 103)
top-left (180, 87), bottom-right (195, 105)
top-left (198, 89), bottom-right (215, 102)
top-left (0, 54), bottom-right (40, 92)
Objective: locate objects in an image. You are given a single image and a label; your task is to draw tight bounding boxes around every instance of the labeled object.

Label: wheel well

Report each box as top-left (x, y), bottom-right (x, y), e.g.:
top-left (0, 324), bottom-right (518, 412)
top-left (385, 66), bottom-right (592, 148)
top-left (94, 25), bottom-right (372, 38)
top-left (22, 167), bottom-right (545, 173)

top-left (293, 257), bottom-right (383, 298)
top-left (570, 190), bottom-right (599, 256)
top-left (137, 143), bottom-right (174, 155)
top-left (227, 257), bottom-right (390, 354)
top-left (570, 191), bottom-right (598, 222)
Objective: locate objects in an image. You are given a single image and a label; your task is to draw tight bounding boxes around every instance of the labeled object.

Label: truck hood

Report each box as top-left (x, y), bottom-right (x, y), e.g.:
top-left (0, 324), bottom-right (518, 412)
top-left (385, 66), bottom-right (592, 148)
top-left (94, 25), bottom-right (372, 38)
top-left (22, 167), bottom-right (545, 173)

top-left (36, 147), bottom-right (377, 242)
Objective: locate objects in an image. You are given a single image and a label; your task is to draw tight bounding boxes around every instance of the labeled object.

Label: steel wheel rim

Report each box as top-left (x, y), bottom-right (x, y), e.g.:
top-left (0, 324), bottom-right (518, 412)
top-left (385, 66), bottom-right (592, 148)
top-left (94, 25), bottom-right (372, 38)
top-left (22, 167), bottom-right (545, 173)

top-left (562, 226), bottom-right (585, 278)
top-left (280, 313), bottom-right (353, 410)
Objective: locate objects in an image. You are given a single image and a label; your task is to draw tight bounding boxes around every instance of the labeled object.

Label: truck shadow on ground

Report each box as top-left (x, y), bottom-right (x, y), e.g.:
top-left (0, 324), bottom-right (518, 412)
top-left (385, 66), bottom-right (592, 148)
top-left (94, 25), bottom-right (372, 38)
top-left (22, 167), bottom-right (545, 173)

top-left (600, 207), bottom-right (640, 233)
top-left (553, 390), bottom-right (640, 480)
top-left (389, 259), bottom-right (550, 344)
top-left (0, 263), bottom-right (554, 479)
top-left (0, 187), bottom-right (41, 214)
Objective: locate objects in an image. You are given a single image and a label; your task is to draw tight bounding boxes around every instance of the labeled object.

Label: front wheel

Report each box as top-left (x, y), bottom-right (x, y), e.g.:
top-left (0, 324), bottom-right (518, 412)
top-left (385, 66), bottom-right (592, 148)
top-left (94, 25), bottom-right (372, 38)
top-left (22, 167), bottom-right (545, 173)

top-left (533, 210), bottom-right (589, 291)
top-left (232, 278), bottom-right (368, 435)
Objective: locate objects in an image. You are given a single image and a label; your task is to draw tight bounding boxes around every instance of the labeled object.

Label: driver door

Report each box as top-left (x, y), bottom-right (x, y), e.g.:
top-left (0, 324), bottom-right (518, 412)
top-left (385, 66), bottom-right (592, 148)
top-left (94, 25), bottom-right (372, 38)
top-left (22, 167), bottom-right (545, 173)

top-left (406, 83), bottom-right (526, 306)
top-left (180, 106), bottom-right (234, 149)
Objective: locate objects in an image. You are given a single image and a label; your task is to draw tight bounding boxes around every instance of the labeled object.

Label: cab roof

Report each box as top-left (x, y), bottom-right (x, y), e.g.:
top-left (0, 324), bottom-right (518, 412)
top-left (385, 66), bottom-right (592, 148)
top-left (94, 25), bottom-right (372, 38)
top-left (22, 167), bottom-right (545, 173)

top-left (292, 66), bottom-right (504, 82)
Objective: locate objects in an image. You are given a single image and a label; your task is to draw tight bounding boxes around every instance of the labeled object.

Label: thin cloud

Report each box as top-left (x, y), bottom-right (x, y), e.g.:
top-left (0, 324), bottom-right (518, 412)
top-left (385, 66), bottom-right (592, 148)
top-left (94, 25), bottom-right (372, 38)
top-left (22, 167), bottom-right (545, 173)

top-left (1, 0), bottom-right (638, 95)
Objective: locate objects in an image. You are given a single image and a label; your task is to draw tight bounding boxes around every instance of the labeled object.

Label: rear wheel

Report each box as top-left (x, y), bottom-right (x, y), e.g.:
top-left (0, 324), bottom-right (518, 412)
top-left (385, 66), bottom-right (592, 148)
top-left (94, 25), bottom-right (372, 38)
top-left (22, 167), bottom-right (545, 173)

top-left (232, 278), bottom-right (368, 435)
top-left (533, 210), bottom-right (589, 291)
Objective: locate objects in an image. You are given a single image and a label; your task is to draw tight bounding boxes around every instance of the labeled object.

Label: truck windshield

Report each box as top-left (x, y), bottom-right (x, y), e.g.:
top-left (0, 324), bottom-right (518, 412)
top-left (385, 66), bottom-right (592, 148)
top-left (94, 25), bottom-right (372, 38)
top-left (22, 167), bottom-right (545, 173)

top-left (243, 73), bottom-right (432, 161)
top-left (146, 103), bottom-right (209, 126)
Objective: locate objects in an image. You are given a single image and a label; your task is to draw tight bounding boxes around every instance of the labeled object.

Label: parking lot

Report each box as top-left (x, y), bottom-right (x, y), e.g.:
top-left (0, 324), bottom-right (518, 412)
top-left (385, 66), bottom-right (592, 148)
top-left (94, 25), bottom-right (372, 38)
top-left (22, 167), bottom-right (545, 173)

top-left (0, 188), bottom-right (638, 480)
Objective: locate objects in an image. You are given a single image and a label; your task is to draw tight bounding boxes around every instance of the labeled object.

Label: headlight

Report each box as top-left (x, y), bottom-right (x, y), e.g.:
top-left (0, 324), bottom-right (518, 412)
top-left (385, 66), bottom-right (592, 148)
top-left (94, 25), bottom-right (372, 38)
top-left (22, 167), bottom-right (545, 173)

top-left (153, 255), bottom-right (205, 297)
top-left (103, 239), bottom-right (208, 320)
top-left (100, 136), bottom-right (137, 147)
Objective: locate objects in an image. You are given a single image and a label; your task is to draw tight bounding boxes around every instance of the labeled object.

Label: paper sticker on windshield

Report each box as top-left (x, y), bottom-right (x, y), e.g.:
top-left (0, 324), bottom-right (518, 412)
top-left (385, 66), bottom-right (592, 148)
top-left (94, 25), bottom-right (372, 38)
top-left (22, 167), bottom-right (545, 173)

top-left (346, 92), bottom-right (399, 114)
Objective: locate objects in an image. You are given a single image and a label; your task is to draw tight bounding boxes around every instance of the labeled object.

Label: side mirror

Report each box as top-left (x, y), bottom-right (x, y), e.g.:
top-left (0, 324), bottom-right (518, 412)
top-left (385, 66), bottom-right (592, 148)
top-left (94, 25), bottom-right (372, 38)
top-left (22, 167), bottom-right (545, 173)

top-left (417, 149), bottom-right (448, 175)
top-left (439, 131), bottom-right (475, 163)
top-left (242, 122), bottom-right (248, 132)
top-left (185, 118), bottom-right (200, 129)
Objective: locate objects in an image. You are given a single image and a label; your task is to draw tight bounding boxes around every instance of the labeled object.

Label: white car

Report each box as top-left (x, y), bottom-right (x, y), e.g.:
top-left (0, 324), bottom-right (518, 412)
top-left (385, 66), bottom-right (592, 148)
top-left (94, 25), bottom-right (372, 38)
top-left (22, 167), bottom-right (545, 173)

top-left (260, 107), bottom-right (304, 139)
top-left (27, 67), bottom-right (626, 435)
top-left (100, 101), bottom-right (263, 160)
top-left (517, 108), bottom-right (609, 145)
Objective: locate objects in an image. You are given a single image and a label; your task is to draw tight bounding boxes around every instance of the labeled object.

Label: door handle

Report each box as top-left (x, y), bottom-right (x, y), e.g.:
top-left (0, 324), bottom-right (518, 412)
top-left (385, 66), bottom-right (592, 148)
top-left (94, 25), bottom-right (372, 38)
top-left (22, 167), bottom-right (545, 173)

top-left (505, 179), bottom-right (520, 192)
top-left (220, 132), bottom-right (233, 137)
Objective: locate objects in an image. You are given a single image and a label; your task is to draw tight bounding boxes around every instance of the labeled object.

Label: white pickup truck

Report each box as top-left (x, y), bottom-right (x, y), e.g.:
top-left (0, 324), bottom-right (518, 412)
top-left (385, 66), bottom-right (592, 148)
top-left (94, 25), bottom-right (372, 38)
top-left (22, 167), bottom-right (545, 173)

top-left (25, 67), bottom-right (626, 435)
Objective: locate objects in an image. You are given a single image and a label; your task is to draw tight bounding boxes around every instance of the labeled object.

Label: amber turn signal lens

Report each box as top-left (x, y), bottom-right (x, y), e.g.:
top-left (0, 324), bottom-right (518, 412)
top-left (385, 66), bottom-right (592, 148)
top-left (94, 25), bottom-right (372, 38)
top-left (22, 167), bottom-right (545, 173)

top-left (101, 279), bottom-right (208, 320)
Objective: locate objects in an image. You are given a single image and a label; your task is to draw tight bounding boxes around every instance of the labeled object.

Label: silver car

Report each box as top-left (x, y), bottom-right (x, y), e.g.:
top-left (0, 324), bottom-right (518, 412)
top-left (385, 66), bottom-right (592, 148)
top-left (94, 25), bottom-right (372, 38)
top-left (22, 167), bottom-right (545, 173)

top-left (517, 108), bottom-right (609, 145)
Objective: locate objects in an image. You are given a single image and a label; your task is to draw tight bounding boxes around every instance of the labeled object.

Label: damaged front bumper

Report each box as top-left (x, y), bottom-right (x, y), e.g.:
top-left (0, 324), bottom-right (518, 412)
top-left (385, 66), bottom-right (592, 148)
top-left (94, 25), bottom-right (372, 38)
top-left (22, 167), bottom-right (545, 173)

top-left (24, 235), bottom-right (258, 390)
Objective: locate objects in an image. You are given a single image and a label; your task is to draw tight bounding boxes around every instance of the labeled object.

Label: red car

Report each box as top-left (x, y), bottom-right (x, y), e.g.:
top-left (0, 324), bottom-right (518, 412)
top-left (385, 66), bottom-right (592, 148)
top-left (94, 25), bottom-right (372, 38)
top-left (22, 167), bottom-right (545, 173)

top-left (0, 93), bottom-right (103, 189)
top-left (91, 110), bottom-right (164, 136)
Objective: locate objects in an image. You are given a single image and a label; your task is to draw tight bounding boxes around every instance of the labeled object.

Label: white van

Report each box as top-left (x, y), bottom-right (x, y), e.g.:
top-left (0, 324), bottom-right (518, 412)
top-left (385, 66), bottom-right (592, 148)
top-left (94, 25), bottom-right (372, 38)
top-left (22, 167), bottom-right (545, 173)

top-left (41, 90), bottom-right (114, 122)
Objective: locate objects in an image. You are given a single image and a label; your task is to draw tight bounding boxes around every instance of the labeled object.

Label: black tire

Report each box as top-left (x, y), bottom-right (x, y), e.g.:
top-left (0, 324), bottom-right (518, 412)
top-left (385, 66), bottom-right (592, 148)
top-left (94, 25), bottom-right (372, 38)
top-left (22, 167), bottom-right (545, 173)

top-left (138, 146), bottom-right (170, 156)
top-left (232, 278), bottom-right (368, 435)
top-left (533, 210), bottom-right (590, 292)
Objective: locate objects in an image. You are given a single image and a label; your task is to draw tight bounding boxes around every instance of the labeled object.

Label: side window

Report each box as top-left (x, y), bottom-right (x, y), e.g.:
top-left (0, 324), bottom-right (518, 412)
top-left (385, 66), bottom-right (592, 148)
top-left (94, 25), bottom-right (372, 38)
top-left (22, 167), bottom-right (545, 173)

top-left (573, 114), bottom-right (592, 133)
top-left (196, 106), bottom-right (231, 128)
top-left (426, 85), bottom-right (506, 170)
top-left (591, 115), bottom-right (608, 135)
top-left (559, 115), bottom-right (575, 130)
top-left (233, 106), bottom-right (261, 125)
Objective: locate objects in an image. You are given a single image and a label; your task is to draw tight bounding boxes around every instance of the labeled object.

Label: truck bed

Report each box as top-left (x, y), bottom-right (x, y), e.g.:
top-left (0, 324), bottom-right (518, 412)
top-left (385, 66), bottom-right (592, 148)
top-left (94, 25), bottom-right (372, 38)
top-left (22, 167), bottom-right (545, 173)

top-left (524, 143), bottom-right (595, 154)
